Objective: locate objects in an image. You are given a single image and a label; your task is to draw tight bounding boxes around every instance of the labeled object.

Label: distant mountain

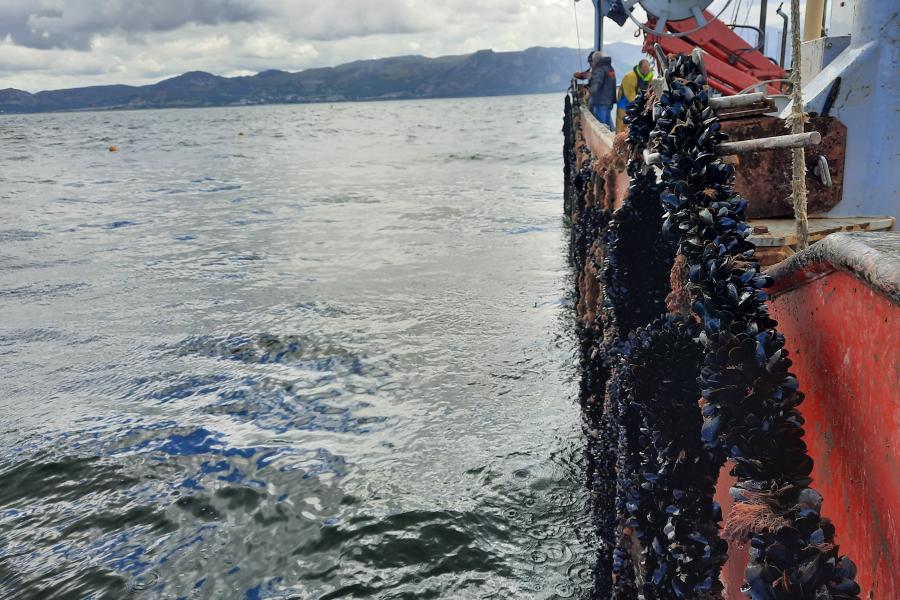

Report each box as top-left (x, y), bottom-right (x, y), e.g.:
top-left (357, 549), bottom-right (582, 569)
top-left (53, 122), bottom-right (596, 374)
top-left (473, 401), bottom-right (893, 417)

top-left (0, 44), bottom-right (646, 114)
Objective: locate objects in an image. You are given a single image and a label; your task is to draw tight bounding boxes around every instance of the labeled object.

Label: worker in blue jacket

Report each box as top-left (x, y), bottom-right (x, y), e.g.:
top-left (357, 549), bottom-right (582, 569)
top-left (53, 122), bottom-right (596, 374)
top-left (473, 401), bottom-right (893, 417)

top-left (587, 53), bottom-right (617, 129)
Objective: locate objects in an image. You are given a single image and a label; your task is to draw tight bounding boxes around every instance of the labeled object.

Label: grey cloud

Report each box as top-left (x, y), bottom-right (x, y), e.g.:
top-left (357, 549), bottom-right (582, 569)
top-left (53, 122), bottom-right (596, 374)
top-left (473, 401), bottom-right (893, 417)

top-left (0, 0), bottom-right (447, 51)
top-left (0, 3), bottom-right (67, 49)
top-left (268, 0), bottom-right (442, 41)
top-left (1, 0), bottom-right (264, 50)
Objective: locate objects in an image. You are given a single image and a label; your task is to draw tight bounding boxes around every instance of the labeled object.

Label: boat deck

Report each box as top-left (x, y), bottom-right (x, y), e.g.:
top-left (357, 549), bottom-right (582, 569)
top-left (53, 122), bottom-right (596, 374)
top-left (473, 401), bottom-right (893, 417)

top-left (749, 216), bottom-right (895, 264)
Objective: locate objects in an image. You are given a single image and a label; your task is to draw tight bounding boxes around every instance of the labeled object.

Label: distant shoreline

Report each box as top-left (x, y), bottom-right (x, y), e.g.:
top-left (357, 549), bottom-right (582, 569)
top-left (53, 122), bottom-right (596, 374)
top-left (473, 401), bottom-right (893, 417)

top-left (0, 89), bottom-right (566, 118)
top-left (1, 44), bottom-right (644, 116)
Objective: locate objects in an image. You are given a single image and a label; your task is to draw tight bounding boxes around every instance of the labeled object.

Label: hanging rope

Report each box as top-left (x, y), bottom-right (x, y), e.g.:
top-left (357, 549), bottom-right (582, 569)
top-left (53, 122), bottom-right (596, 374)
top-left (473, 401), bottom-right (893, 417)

top-left (573, 0), bottom-right (585, 72)
top-left (787, 0), bottom-right (809, 249)
top-left (742, 0), bottom-right (754, 31)
top-left (730, 0), bottom-right (743, 26)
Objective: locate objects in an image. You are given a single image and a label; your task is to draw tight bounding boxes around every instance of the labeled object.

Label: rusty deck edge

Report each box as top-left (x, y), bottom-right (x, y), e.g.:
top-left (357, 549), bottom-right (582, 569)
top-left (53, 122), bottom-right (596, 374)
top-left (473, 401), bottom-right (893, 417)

top-left (765, 231), bottom-right (900, 304)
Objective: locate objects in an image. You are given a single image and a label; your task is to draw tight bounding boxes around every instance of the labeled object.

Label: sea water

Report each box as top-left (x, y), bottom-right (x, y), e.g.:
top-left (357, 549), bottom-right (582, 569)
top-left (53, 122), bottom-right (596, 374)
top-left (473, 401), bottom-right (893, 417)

top-left (0, 95), bottom-right (592, 599)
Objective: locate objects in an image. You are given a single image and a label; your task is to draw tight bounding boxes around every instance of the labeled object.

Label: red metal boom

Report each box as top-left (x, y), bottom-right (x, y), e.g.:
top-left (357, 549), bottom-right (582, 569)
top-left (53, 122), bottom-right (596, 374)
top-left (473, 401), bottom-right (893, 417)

top-left (643, 11), bottom-right (787, 95)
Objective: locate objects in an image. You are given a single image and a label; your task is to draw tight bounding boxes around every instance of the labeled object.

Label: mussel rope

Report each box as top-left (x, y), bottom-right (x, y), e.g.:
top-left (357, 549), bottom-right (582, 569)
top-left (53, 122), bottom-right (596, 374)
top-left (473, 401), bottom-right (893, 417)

top-left (564, 89), bottom-right (618, 597)
top-left (567, 77), bottom-right (724, 600)
top-left (595, 87), bottom-right (686, 598)
top-left (606, 119), bottom-right (679, 600)
top-left (622, 315), bottom-right (725, 600)
top-left (648, 53), bottom-right (860, 599)
top-left (616, 91), bottom-right (727, 600)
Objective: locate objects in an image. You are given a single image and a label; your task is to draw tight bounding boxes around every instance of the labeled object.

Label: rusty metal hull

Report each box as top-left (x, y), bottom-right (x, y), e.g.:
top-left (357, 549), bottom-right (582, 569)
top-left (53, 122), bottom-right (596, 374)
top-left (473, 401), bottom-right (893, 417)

top-left (579, 106), bottom-right (848, 219)
top-left (723, 115), bottom-right (847, 218)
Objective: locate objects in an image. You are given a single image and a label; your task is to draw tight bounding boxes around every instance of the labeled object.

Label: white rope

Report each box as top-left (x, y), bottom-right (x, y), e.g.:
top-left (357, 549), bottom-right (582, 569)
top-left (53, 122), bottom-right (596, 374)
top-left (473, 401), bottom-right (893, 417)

top-left (573, 0), bottom-right (585, 71)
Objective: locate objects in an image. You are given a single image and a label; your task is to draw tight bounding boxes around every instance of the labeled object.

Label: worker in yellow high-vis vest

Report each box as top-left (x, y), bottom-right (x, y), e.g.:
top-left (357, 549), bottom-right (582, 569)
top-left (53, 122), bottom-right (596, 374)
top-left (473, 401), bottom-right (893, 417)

top-left (616, 60), bottom-right (654, 132)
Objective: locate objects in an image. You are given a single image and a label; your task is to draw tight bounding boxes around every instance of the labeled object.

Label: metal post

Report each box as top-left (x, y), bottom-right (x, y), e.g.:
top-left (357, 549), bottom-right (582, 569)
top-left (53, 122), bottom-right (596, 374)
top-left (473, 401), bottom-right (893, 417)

top-left (776, 4), bottom-right (789, 68)
top-left (759, 0), bottom-right (768, 54)
top-left (592, 0), bottom-right (605, 51)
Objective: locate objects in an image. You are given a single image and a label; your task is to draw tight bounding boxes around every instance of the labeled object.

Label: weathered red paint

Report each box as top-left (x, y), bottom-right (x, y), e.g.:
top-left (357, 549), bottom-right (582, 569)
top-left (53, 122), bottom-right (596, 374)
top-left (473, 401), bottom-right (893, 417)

top-left (769, 271), bottom-right (899, 599)
top-left (717, 234), bottom-right (900, 599)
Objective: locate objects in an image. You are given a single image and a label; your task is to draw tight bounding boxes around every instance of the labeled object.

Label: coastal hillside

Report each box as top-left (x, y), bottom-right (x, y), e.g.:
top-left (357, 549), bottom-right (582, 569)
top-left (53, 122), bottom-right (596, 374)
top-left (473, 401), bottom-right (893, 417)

top-left (0, 44), bottom-right (644, 114)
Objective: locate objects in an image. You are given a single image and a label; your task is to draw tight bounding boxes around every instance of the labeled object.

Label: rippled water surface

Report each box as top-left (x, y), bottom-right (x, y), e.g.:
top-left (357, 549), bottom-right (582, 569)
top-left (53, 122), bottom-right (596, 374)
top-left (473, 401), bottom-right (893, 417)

top-left (0, 95), bottom-right (590, 599)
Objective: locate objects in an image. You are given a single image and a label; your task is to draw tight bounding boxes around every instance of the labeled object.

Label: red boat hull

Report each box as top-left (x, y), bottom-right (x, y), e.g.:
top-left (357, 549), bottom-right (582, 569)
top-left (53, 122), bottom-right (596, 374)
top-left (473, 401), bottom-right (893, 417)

top-left (719, 233), bottom-right (900, 599)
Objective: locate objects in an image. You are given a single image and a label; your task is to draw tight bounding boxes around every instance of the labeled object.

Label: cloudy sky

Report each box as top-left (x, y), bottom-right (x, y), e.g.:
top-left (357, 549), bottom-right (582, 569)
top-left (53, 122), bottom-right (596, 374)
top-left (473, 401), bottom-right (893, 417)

top-left (2, 0), bottom-right (787, 92)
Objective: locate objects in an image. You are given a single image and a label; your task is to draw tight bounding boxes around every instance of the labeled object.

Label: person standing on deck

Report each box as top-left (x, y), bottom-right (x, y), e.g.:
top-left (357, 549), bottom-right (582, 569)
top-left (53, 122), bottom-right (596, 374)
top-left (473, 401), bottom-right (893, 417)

top-left (574, 51), bottom-right (596, 80)
top-left (574, 51), bottom-right (596, 105)
top-left (586, 53), bottom-right (616, 130)
top-left (616, 60), bottom-right (654, 132)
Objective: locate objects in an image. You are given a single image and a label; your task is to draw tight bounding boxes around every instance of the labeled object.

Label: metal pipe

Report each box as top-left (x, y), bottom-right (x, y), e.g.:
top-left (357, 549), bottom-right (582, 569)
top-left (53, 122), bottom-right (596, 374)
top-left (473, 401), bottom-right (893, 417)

top-left (758, 0), bottom-right (768, 54)
top-left (709, 92), bottom-right (766, 108)
top-left (717, 131), bottom-right (821, 154)
top-left (643, 131), bottom-right (821, 165)
top-left (654, 43), bottom-right (668, 75)
top-left (729, 24), bottom-right (765, 51)
top-left (776, 3), bottom-right (789, 68)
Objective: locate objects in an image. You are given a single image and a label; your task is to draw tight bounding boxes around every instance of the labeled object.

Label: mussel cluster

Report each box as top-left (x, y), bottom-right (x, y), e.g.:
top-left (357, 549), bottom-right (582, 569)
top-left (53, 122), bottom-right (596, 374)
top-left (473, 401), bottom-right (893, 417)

top-left (616, 78), bottom-right (729, 600)
top-left (648, 54), bottom-right (860, 599)
top-left (600, 167), bottom-right (674, 335)
top-left (624, 86), bottom-right (656, 149)
top-left (564, 92), bottom-right (576, 216)
top-left (585, 333), bottom-right (618, 598)
top-left (586, 83), bottom-right (683, 598)
top-left (621, 315), bottom-right (726, 599)
top-left (569, 159), bottom-right (596, 270)
top-left (605, 366), bottom-right (637, 600)
top-left (566, 76), bottom-right (725, 600)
